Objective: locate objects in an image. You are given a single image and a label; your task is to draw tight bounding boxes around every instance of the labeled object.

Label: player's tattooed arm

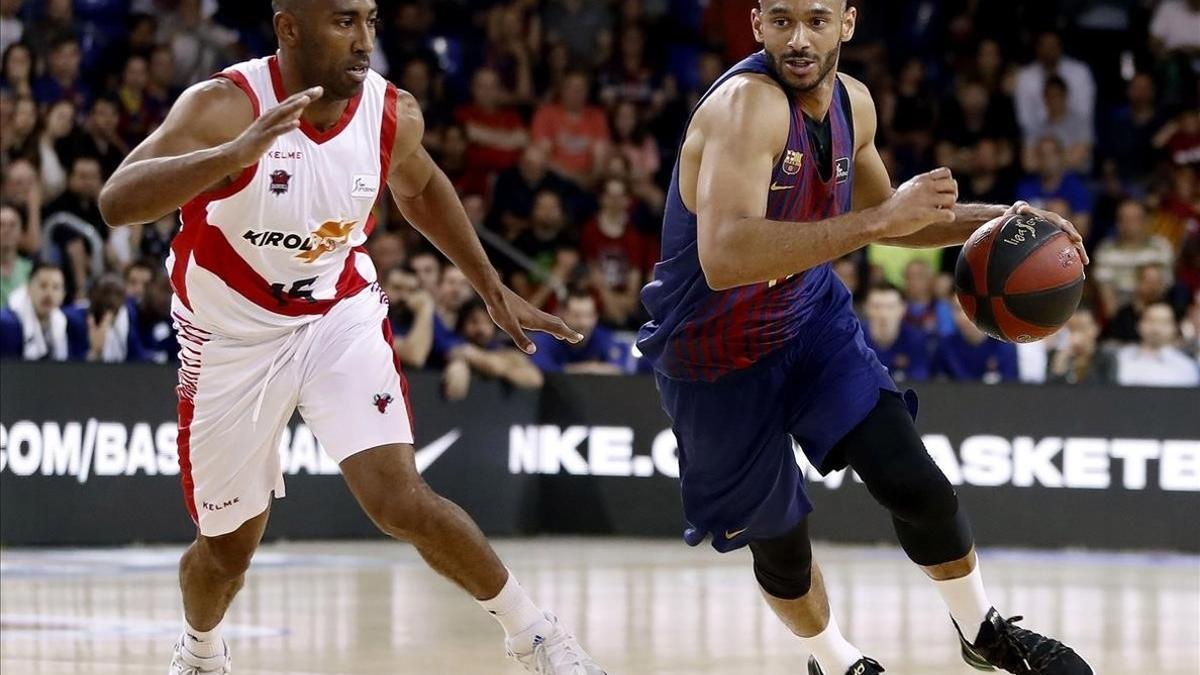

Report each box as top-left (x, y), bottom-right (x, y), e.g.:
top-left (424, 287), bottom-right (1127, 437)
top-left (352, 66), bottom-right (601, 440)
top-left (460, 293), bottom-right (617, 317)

top-left (100, 79), bottom-right (322, 226)
top-left (386, 89), bottom-right (583, 353)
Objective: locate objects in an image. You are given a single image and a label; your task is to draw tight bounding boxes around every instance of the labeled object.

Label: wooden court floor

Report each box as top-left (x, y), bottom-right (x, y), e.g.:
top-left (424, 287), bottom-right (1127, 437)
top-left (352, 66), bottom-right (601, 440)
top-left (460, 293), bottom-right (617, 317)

top-left (2, 539), bottom-right (1197, 674)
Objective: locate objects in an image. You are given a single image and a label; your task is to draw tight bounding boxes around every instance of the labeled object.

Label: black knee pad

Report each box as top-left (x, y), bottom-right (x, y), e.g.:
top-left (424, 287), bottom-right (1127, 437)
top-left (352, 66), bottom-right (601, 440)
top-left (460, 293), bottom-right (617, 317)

top-left (749, 519), bottom-right (813, 600)
top-left (838, 391), bottom-right (975, 566)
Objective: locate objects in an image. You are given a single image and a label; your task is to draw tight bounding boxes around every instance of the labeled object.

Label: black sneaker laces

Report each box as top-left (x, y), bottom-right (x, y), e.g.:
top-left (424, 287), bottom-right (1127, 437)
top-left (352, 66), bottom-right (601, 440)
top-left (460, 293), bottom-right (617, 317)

top-left (994, 615), bottom-right (1077, 673)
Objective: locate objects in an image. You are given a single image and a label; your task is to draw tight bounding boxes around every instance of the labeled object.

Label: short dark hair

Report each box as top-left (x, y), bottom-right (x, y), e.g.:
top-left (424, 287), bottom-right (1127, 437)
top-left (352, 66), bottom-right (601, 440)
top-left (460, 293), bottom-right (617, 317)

top-left (29, 260), bottom-right (62, 280)
top-left (867, 282), bottom-right (903, 298)
top-left (124, 258), bottom-right (158, 279)
top-left (455, 298), bottom-right (490, 334)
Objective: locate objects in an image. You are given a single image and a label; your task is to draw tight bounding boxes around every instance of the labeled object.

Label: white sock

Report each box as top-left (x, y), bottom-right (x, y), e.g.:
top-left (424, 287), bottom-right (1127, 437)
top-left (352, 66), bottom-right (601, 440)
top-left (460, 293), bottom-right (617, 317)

top-left (934, 566), bottom-right (992, 642)
top-left (800, 613), bottom-right (862, 675)
top-left (183, 616), bottom-right (224, 660)
top-left (477, 570), bottom-right (551, 654)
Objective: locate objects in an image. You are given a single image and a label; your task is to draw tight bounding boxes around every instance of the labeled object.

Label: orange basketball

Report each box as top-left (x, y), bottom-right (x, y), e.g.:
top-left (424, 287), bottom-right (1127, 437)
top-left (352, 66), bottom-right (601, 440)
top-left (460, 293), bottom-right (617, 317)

top-left (953, 214), bottom-right (1084, 343)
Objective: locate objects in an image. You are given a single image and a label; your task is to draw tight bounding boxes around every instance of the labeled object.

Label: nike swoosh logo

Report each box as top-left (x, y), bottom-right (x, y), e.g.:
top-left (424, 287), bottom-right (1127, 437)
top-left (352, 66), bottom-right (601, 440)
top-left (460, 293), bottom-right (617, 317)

top-left (769, 182), bottom-right (793, 191)
top-left (725, 527), bottom-right (749, 539)
top-left (415, 429), bottom-right (461, 473)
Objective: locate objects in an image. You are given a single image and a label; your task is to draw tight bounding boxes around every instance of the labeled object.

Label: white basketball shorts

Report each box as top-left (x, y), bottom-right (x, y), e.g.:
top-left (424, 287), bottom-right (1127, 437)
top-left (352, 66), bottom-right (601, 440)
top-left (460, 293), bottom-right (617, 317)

top-left (173, 284), bottom-right (413, 536)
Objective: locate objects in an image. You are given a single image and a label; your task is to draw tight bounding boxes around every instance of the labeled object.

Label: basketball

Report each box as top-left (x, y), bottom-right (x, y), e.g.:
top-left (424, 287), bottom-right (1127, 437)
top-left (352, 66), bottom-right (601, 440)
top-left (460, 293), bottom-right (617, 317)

top-left (954, 214), bottom-right (1085, 343)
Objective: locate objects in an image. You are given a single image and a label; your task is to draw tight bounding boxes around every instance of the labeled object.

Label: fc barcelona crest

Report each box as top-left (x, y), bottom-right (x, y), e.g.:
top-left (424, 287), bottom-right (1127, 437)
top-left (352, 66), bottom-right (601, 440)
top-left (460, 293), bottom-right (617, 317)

top-left (782, 150), bottom-right (804, 176)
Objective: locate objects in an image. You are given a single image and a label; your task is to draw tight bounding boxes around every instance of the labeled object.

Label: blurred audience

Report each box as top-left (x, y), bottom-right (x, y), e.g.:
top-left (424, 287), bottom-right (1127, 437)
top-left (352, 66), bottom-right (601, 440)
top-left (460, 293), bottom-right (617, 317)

top-left (1115, 302), bottom-right (1200, 386)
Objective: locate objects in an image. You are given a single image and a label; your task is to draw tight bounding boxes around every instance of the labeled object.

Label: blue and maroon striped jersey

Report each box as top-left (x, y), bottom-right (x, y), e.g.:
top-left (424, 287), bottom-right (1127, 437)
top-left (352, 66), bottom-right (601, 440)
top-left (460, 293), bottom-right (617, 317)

top-left (638, 52), bottom-right (859, 382)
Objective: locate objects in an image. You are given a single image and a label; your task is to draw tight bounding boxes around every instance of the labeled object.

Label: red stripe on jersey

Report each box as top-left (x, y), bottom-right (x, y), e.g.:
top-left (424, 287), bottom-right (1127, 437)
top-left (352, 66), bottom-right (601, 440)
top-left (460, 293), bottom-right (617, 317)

top-left (379, 84), bottom-right (400, 192)
top-left (177, 396), bottom-right (198, 525)
top-left (171, 167), bottom-right (258, 310)
top-left (268, 55), bottom-right (362, 145)
top-left (215, 69), bottom-right (261, 117)
top-left (181, 196), bottom-right (369, 316)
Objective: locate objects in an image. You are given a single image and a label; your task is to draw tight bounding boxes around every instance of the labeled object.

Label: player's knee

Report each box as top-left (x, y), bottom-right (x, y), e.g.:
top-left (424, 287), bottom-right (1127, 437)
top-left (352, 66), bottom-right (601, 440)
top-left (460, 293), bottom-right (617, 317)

top-left (867, 463), bottom-right (958, 524)
top-left (749, 520), bottom-right (813, 600)
top-left (362, 481), bottom-right (440, 541)
top-left (197, 535), bottom-right (257, 580)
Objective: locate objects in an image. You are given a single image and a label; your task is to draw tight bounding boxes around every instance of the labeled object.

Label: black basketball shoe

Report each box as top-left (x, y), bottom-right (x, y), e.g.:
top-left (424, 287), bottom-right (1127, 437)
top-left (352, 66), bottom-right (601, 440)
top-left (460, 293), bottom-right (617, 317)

top-left (806, 655), bottom-right (886, 675)
top-left (955, 608), bottom-right (1093, 674)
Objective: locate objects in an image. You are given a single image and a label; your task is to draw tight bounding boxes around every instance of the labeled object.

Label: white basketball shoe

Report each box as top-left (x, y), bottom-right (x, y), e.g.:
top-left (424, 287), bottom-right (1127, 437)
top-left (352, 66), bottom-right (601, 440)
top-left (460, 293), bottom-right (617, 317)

top-left (507, 611), bottom-right (606, 674)
top-left (167, 635), bottom-right (232, 674)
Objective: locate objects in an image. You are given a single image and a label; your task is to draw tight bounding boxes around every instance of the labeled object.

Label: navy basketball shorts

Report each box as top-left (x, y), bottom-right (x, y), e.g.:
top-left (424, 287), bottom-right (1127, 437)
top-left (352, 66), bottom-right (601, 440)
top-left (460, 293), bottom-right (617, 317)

top-left (655, 312), bottom-right (897, 553)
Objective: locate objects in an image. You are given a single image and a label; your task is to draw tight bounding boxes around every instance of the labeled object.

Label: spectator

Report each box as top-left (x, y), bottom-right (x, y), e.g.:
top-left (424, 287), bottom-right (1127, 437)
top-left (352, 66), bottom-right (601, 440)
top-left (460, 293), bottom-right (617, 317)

top-left (383, 264), bottom-right (435, 369)
top-left (1014, 31), bottom-right (1096, 142)
top-left (408, 249), bottom-right (442, 297)
top-left (958, 138), bottom-right (1017, 205)
top-left (862, 284), bottom-right (930, 383)
top-left (542, 0), bottom-right (613, 65)
top-left (510, 190), bottom-right (577, 309)
top-left (1152, 110), bottom-right (1200, 167)
top-left (158, 0), bottom-right (240, 89)
top-left (489, 145), bottom-right (576, 240)
top-left (437, 123), bottom-right (490, 198)
top-left (532, 70), bottom-right (610, 186)
top-left (609, 100), bottom-right (660, 185)
top-left (1016, 137), bottom-right (1094, 234)
top-left (428, 265), bottom-right (476, 368)
top-left (599, 24), bottom-right (658, 109)
top-left (0, 0), bottom-right (22, 56)
top-left (903, 259), bottom-right (955, 338)
top-left (1106, 264), bottom-right (1173, 342)
top-left (1102, 73), bottom-right (1167, 188)
top-left (33, 34), bottom-right (89, 109)
top-left (65, 97), bottom-right (127, 178)
top-left (1046, 307), bottom-right (1116, 384)
top-left (0, 262), bottom-right (69, 361)
top-left (38, 99), bottom-right (75, 200)
top-left (932, 298), bottom-right (1020, 383)
top-left (1114, 302), bottom-right (1200, 387)
top-left (0, 201), bottom-right (30, 307)
top-left (442, 299), bottom-right (544, 401)
top-left (0, 158), bottom-right (41, 254)
top-left (1181, 289), bottom-right (1200, 356)
top-left (481, 2), bottom-right (537, 105)
top-left (44, 155), bottom-right (107, 301)
top-left (1022, 76), bottom-right (1092, 173)
top-left (366, 230), bottom-right (405, 281)
top-left (146, 44), bottom-right (180, 114)
top-left (64, 273), bottom-right (145, 363)
top-left (0, 95), bottom-right (37, 166)
top-left (135, 271), bottom-right (178, 364)
top-left (116, 54), bottom-right (161, 147)
top-left (581, 178), bottom-right (653, 328)
top-left (936, 80), bottom-right (1018, 174)
top-left (530, 292), bottom-right (624, 374)
top-left (1093, 199), bottom-right (1175, 316)
top-left (123, 258), bottom-right (155, 304)
top-left (455, 67), bottom-right (529, 178)
top-left (1151, 164), bottom-right (1199, 253)
top-left (1149, 0), bottom-right (1200, 64)
top-left (1, 42), bottom-right (33, 98)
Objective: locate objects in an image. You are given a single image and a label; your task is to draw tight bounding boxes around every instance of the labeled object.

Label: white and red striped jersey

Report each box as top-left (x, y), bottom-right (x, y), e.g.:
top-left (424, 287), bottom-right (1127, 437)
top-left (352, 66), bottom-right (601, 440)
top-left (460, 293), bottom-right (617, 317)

top-left (168, 55), bottom-right (399, 340)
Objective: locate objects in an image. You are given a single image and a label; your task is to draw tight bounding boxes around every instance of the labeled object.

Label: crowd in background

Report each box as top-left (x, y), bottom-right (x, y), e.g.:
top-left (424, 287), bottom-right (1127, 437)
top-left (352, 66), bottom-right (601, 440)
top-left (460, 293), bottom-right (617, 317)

top-left (1, 0), bottom-right (1198, 391)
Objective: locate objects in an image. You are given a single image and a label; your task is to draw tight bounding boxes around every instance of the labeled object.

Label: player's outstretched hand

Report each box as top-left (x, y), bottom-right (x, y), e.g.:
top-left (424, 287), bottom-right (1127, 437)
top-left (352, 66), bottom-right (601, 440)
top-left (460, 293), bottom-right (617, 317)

top-left (226, 86), bottom-right (324, 168)
top-left (1006, 200), bottom-right (1090, 265)
top-left (881, 166), bottom-right (958, 238)
top-left (487, 286), bottom-right (584, 355)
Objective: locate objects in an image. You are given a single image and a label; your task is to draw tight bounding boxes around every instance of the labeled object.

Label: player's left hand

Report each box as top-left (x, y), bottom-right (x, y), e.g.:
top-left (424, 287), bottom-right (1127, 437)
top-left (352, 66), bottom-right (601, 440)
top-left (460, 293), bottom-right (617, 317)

top-left (487, 286), bottom-right (584, 354)
top-left (1007, 200), bottom-right (1090, 265)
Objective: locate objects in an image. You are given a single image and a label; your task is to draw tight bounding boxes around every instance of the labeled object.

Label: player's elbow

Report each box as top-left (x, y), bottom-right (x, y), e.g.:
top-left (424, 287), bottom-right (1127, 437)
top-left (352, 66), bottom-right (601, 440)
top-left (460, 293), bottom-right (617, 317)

top-left (98, 182), bottom-right (142, 228)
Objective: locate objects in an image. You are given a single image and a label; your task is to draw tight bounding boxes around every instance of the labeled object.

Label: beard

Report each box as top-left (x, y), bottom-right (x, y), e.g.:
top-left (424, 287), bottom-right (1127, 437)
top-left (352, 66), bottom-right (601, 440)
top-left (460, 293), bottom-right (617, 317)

top-left (765, 43), bottom-right (841, 93)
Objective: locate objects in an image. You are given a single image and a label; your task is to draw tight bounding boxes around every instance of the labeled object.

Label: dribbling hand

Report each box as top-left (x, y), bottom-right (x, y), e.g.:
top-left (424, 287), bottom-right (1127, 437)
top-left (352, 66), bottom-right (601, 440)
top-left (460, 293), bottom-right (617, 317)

top-left (226, 86), bottom-right (324, 168)
top-left (881, 167), bottom-right (958, 238)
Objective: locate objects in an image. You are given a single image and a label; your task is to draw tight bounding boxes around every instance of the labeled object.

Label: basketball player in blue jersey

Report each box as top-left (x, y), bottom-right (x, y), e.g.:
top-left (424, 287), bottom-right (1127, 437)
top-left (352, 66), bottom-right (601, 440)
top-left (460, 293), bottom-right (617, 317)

top-left (638, 2), bottom-right (1093, 674)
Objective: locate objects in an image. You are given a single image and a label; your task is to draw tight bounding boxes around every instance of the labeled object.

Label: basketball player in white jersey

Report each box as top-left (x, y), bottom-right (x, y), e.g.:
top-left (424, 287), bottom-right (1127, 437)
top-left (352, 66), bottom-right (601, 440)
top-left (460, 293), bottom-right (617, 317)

top-left (99, 1), bottom-right (605, 673)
